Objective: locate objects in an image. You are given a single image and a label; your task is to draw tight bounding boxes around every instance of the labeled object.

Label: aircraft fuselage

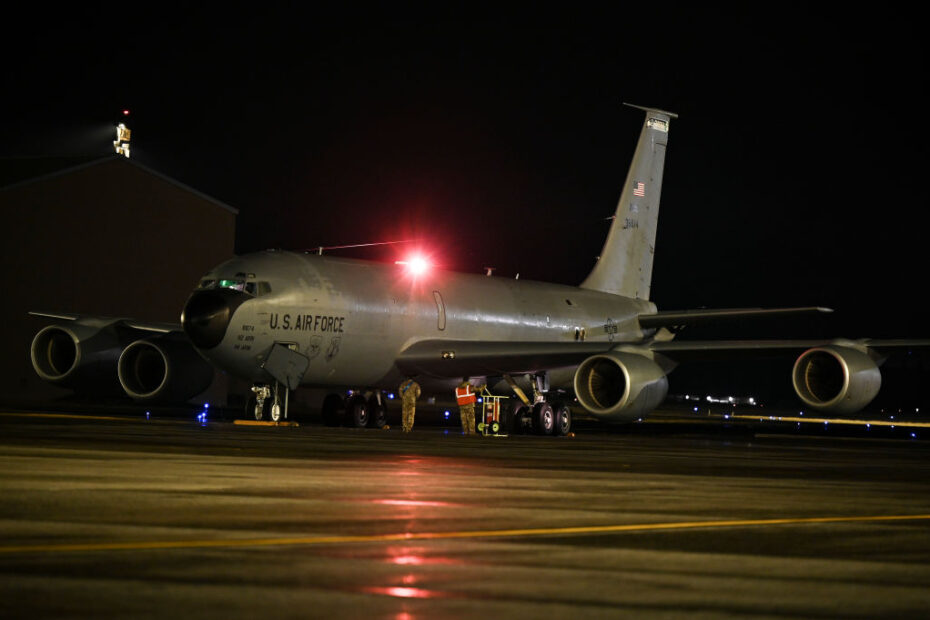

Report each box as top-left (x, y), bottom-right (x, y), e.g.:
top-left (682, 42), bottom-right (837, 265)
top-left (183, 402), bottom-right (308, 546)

top-left (185, 250), bottom-right (656, 390)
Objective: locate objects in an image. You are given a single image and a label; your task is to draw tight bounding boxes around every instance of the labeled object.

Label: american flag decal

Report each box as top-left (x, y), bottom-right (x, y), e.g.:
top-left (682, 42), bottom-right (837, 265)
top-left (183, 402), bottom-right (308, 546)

top-left (633, 181), bottom-right (645, 197)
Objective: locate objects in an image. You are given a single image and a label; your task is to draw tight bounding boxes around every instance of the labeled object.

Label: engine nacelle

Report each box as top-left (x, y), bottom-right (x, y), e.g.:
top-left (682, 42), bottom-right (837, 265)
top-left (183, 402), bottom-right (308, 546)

top-left (792, 345), bottom-right (881, 414)
top-left (30, 323), bottom-right (123, 394)
top-left (118, 337), bottom-right (214, 402)
top-left (573, 351), bottom-right (669, 422)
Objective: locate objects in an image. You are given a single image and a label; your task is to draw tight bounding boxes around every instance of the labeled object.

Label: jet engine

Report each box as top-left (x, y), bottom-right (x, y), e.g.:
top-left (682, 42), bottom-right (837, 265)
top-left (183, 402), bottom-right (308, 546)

top-left (792, 345), bottom-right (881, 414)
top-left (30, 322), bottom-right (124, 394)
top-left (118, 336), bottom-right (214, 402)
top-left (573, 351), bottom-right (669, 422)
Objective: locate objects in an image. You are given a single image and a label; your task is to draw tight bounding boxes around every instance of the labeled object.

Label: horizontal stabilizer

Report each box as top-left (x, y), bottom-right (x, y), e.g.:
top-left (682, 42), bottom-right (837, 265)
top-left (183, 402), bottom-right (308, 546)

top-left (623, 102), bottom-right (679, 118)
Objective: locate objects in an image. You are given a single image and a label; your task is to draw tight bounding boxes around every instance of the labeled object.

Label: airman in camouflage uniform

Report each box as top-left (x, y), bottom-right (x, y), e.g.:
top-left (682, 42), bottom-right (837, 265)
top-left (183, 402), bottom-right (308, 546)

top-left (399, 378), bottom-right (421, 433)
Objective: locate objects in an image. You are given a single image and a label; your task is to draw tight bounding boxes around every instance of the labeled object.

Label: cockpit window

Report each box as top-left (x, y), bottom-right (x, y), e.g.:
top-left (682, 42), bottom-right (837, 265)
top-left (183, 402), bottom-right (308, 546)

top-left (218, 279), bottom-right (247, 292)
top-left (218, 279), bottom-right (271, 296)
top-left (199, 279), bottom-right (216, 289)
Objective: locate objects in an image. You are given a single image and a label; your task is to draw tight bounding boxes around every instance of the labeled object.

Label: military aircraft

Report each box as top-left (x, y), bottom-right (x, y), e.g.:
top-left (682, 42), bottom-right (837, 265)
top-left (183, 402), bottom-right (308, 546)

top-left (29, 104), bottom-right (925, 434)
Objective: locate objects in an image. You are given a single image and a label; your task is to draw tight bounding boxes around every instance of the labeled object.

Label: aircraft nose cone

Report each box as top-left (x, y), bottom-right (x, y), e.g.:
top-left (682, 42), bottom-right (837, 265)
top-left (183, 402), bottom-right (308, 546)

top-left (182, 289), bottom-right (250, 350)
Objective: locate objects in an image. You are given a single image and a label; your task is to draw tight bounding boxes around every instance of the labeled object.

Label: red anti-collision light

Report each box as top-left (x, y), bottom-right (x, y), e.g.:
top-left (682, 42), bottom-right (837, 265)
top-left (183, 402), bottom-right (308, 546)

top-left (395, 255), bottom-right (431, 276)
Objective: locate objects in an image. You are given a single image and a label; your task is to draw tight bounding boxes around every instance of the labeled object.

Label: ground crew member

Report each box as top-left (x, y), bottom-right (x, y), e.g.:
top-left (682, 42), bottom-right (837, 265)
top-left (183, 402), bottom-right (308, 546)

top-left (399, 378), bottom-right (421, 433)
top-left (455, 378), bottom-right (485, 435)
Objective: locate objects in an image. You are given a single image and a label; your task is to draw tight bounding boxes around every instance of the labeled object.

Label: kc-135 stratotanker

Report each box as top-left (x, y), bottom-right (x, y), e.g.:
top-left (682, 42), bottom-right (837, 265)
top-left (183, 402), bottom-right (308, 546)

top-left (29, 105), bottom-right (928, 433)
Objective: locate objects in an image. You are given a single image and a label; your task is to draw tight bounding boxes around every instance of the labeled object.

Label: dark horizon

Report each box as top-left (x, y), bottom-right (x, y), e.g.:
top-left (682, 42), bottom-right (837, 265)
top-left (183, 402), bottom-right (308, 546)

top-left (4, 9), bottom-right (927, 347)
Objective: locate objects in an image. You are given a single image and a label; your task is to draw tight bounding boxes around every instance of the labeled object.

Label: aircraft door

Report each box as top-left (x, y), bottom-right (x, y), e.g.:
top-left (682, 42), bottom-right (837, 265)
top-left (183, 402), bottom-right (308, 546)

top-left (263, 341), bottom-right (308, 390)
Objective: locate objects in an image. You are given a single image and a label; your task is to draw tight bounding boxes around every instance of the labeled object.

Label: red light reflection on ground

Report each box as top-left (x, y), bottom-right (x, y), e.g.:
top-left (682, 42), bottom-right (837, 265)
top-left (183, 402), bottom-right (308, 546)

top-left (392, 555), bottom-right (424, 566)
top-left (385, 545), bottom-right (466, 567)
top-left (364, 586), bottom-right (438, 599)
top-left (372, 499), bottom-right (452, 508)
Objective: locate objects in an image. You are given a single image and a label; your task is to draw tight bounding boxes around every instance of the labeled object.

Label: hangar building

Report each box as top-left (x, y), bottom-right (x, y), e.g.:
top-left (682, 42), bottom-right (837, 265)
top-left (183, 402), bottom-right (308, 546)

top-left (0, 155), bottom-right (237, 405)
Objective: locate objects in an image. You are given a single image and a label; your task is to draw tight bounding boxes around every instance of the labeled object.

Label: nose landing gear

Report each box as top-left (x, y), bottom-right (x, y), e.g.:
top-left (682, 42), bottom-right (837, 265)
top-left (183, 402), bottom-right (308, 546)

top-left (248, 381), bottom-right (290, 423)
top-left (249, 385), bottom-right (273, 420)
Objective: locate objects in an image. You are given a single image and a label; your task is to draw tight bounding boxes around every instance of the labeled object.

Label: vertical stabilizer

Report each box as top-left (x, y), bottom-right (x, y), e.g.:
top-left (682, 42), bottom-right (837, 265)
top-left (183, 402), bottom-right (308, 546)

top-left (579, 104), bottom-right (676, 299)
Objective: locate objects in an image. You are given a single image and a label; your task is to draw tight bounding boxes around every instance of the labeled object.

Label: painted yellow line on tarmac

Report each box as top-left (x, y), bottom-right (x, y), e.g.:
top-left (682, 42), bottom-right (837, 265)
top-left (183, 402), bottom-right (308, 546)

top-left (3, 514), bottom-right (929, 555)
top-left (0, 412), bottom-right (131, 422)
top-left (728, 414), bottom-right (930, 428)
top-left (233, 420), bottom-right (300, 427)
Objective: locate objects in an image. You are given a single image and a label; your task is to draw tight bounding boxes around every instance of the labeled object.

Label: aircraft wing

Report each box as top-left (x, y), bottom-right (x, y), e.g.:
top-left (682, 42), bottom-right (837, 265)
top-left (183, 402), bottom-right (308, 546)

top-left (637, 306), bottom-right (832, 330)
top-left (28, 311), bottom-right (208, 402)
top-left (396, 339), bottom-right (620, 378)
top-left (649, 338), bottom-right (930, 362)
top-left (29, 311), bottom-right (180, 334)
top-left (397, 336), bottom-right (930, 380)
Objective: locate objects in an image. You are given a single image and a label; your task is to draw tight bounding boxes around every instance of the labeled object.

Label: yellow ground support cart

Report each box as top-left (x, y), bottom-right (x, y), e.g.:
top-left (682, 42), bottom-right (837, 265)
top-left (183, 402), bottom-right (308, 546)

top-left (477, 388), bottom-right (508, 436)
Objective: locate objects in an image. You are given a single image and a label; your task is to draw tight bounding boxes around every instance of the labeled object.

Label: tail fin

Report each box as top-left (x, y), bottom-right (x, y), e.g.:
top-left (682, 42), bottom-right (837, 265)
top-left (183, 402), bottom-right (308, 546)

top-left (579, 104), bottom-right (676, 299)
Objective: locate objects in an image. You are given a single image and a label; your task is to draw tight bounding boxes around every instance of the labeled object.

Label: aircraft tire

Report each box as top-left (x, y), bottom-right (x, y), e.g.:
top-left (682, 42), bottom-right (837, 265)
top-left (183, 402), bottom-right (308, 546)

top-left (533, 402), bottom-right (555, 435)
top-left (554, 403), bottom-right (572, 436)
top-left (346, 395), bottom-right (369, 428)
top-left (321, 393), bottom-right (344, 426)
top-left (499, 407), bottom-right (513, 433)
top-left (368, 396), bottom-right (387, 429)
top-left (510, 404), bottom-right (528, 434)
top-left (245, 392), bottom-right (271, 421)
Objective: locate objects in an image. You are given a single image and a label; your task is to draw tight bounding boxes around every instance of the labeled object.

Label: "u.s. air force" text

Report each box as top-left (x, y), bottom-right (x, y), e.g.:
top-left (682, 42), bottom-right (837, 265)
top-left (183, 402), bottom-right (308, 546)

top-left (269, 313), bottom-right (345, 332)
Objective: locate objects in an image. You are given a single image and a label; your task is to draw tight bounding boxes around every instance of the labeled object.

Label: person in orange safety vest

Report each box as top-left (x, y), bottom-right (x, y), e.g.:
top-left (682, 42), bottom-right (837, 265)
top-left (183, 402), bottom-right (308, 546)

top-left (455, 378), bottom-right (485, 435)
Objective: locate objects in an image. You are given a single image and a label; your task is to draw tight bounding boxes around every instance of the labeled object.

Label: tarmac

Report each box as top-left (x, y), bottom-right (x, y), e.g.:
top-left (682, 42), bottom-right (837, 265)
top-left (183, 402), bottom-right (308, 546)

top-left (2, 406), bottom-right (930, 618)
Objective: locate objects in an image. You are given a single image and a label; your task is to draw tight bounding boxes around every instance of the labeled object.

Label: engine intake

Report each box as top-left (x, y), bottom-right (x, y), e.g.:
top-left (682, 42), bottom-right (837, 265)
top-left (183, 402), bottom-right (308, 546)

top-left (792, 345), bottom-right (881, 414)
top-left (30, 323), bottom-right (123, 393)
top-left (118, 337), bottom-right (215, 402)
top-left (573, 351), bottom-right (668, 422)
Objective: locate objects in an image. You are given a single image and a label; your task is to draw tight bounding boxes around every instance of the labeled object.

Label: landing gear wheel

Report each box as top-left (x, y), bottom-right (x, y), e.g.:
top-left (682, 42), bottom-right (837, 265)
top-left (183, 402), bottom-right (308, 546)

top-left (554, 403), bottom-right (572, 436)
top-left (346, 395), bottom-right (369, 428)
top-left (499, 406), bottom-right (513, 433)
top-left (246, 392), bottom-right (271, 421)
top-left (533, 402), bottom-right (555, 435)
top-left (368, 396), bottom-right (387, 428)
top-left (510, 404), bottom-right (528, 434)
top-left (321, 393), bottom-right (344, 426)
top-left (271, 402), bottom-right (283, 422)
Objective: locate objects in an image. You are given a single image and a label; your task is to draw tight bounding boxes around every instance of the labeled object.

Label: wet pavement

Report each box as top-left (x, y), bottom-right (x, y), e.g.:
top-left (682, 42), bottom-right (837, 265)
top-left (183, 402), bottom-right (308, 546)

top-left (2, 410), bottom-right (930, 618)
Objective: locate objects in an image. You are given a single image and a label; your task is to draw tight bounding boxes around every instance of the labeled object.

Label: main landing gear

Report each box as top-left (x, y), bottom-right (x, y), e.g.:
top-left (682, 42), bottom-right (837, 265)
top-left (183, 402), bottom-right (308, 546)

top-left (321, 391), bottom-right (389, 429)
top-left (509, 400), bottom-right (572, 436)
top-left (503, 373), bottom-right (572, 436)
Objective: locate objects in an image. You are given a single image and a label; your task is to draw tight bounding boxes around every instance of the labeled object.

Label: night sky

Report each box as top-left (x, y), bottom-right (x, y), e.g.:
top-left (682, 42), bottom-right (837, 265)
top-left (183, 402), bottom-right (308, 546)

top-left (4, 7), bottom-right (927, 354)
